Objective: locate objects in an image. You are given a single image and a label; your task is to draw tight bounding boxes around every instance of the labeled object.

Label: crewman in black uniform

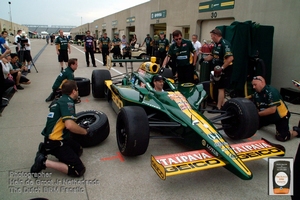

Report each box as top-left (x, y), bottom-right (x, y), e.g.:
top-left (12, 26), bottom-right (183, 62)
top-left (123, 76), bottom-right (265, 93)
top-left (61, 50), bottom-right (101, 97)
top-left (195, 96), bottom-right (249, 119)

top-left (99, 33), bottom-right (111, 66)
top-left (83, 30), bottom-right (96, 67)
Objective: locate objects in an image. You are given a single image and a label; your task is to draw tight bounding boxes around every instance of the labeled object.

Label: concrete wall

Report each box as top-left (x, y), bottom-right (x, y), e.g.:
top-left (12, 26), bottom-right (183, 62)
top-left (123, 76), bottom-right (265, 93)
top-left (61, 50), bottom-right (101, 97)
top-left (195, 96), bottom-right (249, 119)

top-left (0, 18), bottom-right (28, 43)
top-left (70, 0), bottom-right (300, 90)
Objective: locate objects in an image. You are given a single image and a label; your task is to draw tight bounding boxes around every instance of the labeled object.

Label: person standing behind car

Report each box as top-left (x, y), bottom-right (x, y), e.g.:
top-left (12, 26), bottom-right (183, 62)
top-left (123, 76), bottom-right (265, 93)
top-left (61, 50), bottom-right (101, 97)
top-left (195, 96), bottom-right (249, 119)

top-left (99, 33), bottom-right (111, 66)
top-left (111, 33), bottom-right (123, 67)
top-left (157, 32), bottom-right (169, 67)
top-left (204, 28), bottom-right (234, 110)
top-left (83, 30), bottom-right (96, 67)
top-left (122, 42), bottom-right (132, 59)
top-left (162, 30), bottom-right (197, 83)
top-left (130, 34), bottom-right (137, 48)
top-left (141, 34), bottom-right (153, 56)
top-left (55, 30), bottom-right (71, 72)
top-left (191, 34), bottom-right (202, 71)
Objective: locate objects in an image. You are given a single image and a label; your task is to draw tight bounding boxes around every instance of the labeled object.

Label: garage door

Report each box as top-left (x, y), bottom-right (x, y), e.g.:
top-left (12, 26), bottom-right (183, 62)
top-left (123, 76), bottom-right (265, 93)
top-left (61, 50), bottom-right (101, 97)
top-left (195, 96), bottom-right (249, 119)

top-left (199, 18), bottom-right (234, 43)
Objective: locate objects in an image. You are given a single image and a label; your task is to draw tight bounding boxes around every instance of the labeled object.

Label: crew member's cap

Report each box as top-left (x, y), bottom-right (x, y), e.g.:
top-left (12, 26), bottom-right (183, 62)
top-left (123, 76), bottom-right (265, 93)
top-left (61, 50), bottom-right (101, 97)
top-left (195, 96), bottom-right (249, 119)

top-left (147, 34), bottom-right (150, 36)
top-left (203, 39), bottom-right (207, 43)
top-left (114, 32), bottom-right (119, 35)
top-left (153, 75), bottom-right (163, 82)
top-left (160, 31), bottom-right (164, 35)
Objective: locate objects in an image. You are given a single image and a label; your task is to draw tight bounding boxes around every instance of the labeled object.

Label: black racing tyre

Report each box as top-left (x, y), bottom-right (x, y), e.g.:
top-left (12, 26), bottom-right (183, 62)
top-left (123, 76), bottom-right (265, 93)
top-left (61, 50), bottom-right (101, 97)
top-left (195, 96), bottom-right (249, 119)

top-left (160, 68), bottom-right (173, 79)
top-left (221, 98), bottom-right (259, 139)
top-left (71, 110), bottom-right (110, 147)
top-left (92, 70), bottom-right (111, 98)
top-left (116, 106), bottom-right (150, 156)
top-left (74, 77), bottom-right (90, 97)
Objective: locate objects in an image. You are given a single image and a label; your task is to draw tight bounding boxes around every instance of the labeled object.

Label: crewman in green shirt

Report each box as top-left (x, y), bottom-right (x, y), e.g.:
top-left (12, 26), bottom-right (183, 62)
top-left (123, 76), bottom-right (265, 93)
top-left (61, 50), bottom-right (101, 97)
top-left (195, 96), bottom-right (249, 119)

top-left (55, 30), bottom-right (71, 72)
top-left (250, 76), bottom-right (300, 142)
top-left (31, 80), bottom-right (96, 177)
top-left (99, 33), bottom-right (111, 66)
top-left (157, 31), bottom-right (169, 67)
top-left (162, 30), bottom-right (197, 83)
top-left (45, 58), bottom-right (78, 102)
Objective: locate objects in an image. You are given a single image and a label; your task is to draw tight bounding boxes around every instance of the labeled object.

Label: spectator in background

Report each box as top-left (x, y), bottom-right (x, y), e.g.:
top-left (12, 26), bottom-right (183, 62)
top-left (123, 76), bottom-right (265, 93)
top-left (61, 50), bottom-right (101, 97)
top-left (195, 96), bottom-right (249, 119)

top-left (99, 33), bottom-right (111, 66)
top-left (10, 53), bottom-right (30, 86)
top-left (141, 34), bottom-right (153, 56)
top-left (121, 35), bottom-right (127, 50)
top-left (191, 34), bottom-right (202, 71)
top-left (20, 33), bottom-right (33, 73)
top-left (122, 42), bottom-right (132, 59)
top-left (46, 34), bottom-right (50, 44)
top-left (83, 30), bottom-right (96, 67)
top-left (14, 30), bottom-right (22, 54)
top-left (50, 34), bottom-right (55, 45)
top-left (0, 49), bottom-right (12, 107)
top-left (0, 31), bottom-right (10, 54)
top-left (130, 34), bottom-right (137, 48)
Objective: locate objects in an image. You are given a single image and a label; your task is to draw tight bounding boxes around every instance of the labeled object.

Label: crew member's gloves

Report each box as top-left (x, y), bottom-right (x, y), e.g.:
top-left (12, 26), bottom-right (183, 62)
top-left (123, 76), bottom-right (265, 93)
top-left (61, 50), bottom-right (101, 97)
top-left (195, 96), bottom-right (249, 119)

top-left (86, 125), bottom-right (97, 137)
top-left (159, 66), bottom-right (165, 74)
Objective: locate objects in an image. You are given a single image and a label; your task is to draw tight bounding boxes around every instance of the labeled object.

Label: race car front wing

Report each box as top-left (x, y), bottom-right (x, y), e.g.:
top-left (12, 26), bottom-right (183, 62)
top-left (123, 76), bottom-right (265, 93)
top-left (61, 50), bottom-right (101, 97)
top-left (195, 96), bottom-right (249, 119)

top-left (151, 138), bottom-right (285, 180)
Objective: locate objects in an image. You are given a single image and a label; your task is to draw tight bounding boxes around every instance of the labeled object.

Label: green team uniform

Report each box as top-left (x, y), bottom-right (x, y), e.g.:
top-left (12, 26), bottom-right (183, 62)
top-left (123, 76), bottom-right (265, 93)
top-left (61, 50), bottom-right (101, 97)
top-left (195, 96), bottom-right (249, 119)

top-left (41, 94), bottom-right (76, 140)
top-left (158, 38), bottom-right (169, 52)
top-left (167, 39), bottom-right (195, 67)
top-left (99, 37), bottom-right (110, 49)
top-left (52, 66), bottom-right (74, 90)
top-left (252, 85), bottom-right (291, 141)
top-left (55, 36), bottom-right (69, 50)
top-left (167, 39), bottom-right (195, 83)
top-left (212, 37), bottom-right (233, 89)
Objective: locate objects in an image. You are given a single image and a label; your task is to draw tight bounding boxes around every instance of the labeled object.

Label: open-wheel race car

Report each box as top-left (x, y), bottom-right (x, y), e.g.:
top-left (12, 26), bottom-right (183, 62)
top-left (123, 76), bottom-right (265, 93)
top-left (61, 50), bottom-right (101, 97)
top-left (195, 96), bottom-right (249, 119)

top-left (91, 57), bottom-right (285, 180)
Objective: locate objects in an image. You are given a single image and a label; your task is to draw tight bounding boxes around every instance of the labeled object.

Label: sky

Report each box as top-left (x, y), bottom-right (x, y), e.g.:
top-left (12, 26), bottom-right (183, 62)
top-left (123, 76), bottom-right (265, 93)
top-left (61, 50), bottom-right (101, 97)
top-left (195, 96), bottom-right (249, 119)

top-left (0, 0), bottom-right (150, 27)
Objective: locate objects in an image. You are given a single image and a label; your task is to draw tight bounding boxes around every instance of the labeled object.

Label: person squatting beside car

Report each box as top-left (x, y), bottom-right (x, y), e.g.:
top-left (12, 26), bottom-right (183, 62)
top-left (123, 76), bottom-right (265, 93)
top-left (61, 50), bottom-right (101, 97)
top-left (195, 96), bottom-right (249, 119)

top-left (45, 58), bottom-right (78, 102)
top-left (249, 76), bottom-right (300, 142)
top-left (30, 80), bottom-right (97, 177)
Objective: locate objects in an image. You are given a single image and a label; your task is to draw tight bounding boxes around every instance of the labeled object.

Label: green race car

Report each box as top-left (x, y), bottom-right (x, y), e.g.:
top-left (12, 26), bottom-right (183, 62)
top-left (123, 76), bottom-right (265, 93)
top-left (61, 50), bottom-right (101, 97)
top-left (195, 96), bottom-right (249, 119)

top-left (91, 59), bottom-right (285, 180)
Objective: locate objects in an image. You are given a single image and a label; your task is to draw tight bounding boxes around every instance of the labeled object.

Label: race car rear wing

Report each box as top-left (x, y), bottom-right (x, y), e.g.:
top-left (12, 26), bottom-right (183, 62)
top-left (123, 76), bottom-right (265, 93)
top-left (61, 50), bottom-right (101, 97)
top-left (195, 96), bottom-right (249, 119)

top-left (151, 138), bottom-right (285, 180)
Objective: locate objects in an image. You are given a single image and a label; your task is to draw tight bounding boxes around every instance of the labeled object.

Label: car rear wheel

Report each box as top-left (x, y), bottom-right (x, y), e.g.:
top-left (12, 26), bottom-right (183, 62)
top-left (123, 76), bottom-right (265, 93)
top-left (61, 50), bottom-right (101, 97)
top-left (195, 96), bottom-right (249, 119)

top-left (71, 110), bottom-right (110, 147)
top-left (92, 70), bottom-right (111, 98)
top-left (116, 106), bottom-right (150, 156)
top-left (221, 98), bottom-right (259, 139)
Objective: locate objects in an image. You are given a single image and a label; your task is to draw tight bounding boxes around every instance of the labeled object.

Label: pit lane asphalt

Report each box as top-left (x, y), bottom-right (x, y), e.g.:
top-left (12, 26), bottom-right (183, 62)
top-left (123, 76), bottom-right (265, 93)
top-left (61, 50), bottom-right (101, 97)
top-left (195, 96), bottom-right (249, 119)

top-left (0, 39), bottom-right (297, 200)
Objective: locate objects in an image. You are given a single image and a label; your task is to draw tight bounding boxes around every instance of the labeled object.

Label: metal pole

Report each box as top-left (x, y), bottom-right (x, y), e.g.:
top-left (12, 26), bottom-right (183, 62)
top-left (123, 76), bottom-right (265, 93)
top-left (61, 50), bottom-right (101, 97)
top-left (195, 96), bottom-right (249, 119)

top-left (8, 2), bottom-right (12, 32)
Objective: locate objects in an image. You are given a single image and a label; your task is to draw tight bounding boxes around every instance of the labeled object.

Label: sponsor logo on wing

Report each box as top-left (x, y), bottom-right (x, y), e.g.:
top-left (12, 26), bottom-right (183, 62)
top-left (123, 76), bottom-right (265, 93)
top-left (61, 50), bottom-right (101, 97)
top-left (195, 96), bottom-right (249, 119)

top-left (192, 120), bottom-right (199, 125)
top-left (157, 152), bottom-right (212, 166)
top-left (206, 143), bottom-right (218, 157)
top-left (232, 142), bottom-right (272, 154)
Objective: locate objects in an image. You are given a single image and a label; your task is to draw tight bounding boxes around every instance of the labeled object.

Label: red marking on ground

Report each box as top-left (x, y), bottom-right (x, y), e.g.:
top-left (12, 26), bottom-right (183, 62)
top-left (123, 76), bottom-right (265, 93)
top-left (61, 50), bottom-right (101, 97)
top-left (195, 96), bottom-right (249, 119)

top-left (84, 98), bottom-right (89, 102)
top-left (100, 152), bottom-right (125, 162)
top-left (247, 137), bottom-right (253, 141)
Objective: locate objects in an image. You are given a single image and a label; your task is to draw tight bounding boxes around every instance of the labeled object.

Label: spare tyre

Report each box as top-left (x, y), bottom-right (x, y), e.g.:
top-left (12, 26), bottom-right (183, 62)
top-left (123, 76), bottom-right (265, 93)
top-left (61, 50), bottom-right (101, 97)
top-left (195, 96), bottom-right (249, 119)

top-left (74, 77), bottom-right (90, 97)
top-left (71, 110), bottom-right (110, 147)
top-left (92, 70), bottom-right (111, 98)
